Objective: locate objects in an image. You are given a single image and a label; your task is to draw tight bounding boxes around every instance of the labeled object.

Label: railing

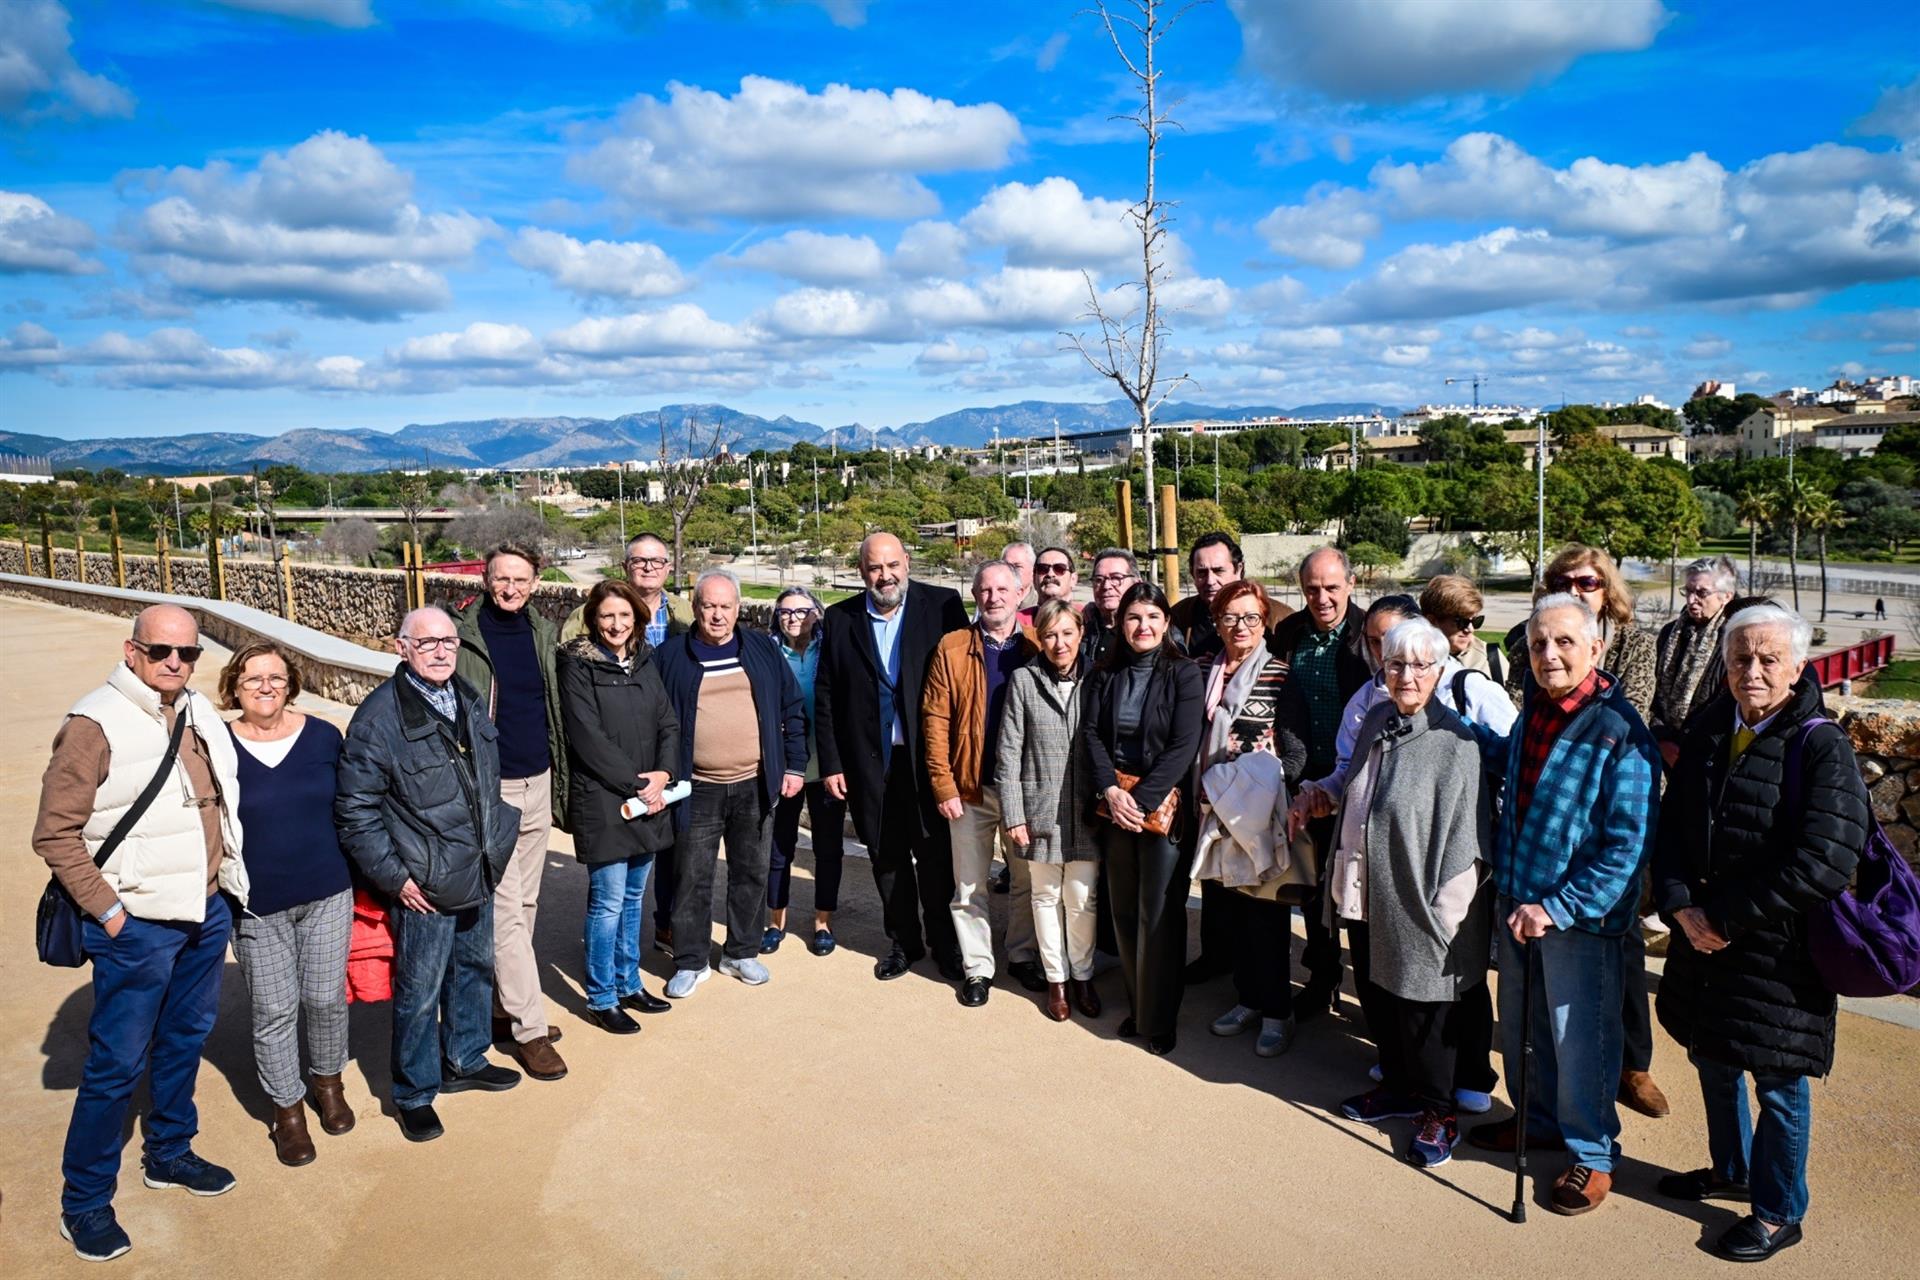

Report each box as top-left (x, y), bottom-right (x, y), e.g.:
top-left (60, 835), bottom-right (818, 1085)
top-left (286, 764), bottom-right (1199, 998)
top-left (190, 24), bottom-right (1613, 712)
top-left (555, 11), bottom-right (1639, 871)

top-left (1808, 633), bottom-right (1897, 689)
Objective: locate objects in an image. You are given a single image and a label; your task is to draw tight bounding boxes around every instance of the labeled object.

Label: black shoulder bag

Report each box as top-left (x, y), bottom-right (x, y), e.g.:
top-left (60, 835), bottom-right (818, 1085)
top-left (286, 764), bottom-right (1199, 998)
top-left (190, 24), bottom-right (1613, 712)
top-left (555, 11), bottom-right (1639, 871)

top-left (35, 709), bottom-right (188, 967)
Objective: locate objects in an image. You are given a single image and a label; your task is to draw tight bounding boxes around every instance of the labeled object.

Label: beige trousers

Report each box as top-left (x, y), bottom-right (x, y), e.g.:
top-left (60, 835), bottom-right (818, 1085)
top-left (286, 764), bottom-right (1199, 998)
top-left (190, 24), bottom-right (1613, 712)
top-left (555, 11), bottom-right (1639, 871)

top-left (1028, 861), bottom-right (1099, 983)
top-left (948, 788), bottom-right (1036, 979)
top-left (493, 771), bottom-right (552, 1044)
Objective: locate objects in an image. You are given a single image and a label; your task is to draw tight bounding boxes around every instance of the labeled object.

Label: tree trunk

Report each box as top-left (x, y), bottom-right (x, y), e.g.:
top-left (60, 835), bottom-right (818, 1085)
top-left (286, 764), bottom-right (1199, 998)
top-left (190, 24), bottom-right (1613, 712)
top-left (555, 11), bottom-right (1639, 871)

top-left (1787, 512), bottom-right (1800, 611)
top-left (1818, 530), bottom-right (1828, 622)
top-left (1748, 526), bottom-right (1757, 591)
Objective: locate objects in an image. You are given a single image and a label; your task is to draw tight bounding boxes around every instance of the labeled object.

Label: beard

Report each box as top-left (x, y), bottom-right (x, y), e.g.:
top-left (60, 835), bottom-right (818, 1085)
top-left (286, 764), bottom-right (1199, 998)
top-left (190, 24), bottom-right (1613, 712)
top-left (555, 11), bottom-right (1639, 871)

top-left (867, 581), bottom-right (906, 610)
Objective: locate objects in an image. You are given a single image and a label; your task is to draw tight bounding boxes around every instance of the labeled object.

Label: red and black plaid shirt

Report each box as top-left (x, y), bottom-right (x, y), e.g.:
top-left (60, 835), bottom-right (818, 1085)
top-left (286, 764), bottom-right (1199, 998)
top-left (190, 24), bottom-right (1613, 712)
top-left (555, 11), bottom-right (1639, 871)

top-left (1515, 667), bottom-right (1603, 820)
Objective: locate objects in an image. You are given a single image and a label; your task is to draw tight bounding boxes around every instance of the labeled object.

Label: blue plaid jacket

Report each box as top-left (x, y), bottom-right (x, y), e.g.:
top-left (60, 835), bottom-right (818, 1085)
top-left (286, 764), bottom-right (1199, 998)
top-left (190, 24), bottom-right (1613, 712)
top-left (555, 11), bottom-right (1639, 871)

top-left (1476, 671), bottom-right (1659, 935)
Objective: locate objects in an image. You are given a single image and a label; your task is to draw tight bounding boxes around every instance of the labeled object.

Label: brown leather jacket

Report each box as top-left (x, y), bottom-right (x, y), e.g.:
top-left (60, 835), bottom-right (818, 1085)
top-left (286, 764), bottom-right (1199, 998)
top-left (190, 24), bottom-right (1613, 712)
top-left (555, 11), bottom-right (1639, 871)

top-left (922, 622), bottom-right (1038, 805)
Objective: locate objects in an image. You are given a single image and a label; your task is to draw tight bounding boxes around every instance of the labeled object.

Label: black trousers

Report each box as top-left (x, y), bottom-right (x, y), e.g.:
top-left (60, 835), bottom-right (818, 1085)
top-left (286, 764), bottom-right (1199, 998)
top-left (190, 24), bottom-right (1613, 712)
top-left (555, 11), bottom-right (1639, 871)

top-left (1299, 815), bottom-right (1343, 988)
top-left (1231, 893), bottom-right (1294, 1018)
top-left (1103, 826), bottom-right (1188, 1038)
top-left (870, 755), bottom-right (958, 961)
top-left (670, 779), bottom-right (773, 969)
top-left (1621, 918), bottom-right (1654, 1073)
top-left (1197, 878), bottom-right (1235, 965)
top-left (1347, 918), bottom-right (1496, 1099)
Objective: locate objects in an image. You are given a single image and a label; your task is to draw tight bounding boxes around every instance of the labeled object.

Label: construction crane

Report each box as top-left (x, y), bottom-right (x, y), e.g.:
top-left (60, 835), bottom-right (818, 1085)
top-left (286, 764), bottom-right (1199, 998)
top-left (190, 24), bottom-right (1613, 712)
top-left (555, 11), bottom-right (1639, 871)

top-left (1444, 374), bottom-right (1488, 409)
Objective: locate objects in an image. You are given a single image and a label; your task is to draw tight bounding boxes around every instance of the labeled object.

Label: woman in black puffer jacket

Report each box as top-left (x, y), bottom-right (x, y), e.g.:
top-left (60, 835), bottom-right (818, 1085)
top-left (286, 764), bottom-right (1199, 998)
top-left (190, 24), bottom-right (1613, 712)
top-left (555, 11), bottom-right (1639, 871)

top-left (1652, 605), bottom-right (1870, 1265)
top-left (559, 580), bottom-right (681, 1035)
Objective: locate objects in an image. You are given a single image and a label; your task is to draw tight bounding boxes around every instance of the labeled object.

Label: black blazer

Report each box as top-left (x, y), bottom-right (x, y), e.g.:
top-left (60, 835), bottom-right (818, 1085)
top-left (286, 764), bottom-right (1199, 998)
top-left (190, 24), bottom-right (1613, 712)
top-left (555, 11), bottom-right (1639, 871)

top-left (556, 637), bottom-right (680, 866)
top-left (815, 579), bottom-right (969, 843)
top-left (1084, 653), bottom-right (1206, 835)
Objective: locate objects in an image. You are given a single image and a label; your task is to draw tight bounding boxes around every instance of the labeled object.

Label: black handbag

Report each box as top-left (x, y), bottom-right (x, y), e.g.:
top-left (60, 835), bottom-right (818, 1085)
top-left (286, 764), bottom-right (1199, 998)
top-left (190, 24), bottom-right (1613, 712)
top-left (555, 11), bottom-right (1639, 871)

top-left (35, 710), bottom-right (187, 967)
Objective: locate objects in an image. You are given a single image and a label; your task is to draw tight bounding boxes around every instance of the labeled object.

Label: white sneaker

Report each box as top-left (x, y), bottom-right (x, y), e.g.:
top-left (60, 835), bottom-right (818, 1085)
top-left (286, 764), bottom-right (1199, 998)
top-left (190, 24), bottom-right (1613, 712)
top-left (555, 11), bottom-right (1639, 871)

top-left (1254, 1015), bottom-right (1296, 1057)
top-left (1211, 1004), bottom-right (1260, 1036)
top-left (718, 956), bottom-right (770, 986)
top-left (664, 966), bottom-right (711, 999)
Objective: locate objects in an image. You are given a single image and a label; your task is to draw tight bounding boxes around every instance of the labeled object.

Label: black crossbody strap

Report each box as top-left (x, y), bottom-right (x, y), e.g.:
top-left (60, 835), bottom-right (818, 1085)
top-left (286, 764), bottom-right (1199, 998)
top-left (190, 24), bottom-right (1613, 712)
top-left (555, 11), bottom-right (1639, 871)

top-left (90, 706), bottom-right (190, 871)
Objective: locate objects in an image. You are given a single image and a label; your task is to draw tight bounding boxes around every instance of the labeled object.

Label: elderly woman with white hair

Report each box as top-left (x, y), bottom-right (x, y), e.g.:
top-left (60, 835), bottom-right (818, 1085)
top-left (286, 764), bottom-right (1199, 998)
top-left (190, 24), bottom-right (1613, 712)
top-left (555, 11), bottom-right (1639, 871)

top-left (1325, 617), bottom-right (1495, 1170)
top-left (1652, 603), bottom-right (1870, 1264)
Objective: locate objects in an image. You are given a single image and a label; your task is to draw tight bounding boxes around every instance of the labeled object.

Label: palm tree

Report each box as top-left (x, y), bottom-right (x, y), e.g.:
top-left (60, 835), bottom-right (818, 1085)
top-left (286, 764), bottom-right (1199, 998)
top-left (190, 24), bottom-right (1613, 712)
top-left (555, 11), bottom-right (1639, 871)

top-left (1773, 478), bottom-right (1815, 612)
top-left (1735, 486), bottom-right (1771, 589)
top-left (1801, 492), bottom-right (1841, 622)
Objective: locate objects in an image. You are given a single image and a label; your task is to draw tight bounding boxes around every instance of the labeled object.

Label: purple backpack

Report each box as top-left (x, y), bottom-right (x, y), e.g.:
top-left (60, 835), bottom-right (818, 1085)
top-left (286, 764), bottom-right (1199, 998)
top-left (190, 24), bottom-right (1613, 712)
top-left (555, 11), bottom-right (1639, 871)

top-left (1785, 718), bottom-right (1920, 999)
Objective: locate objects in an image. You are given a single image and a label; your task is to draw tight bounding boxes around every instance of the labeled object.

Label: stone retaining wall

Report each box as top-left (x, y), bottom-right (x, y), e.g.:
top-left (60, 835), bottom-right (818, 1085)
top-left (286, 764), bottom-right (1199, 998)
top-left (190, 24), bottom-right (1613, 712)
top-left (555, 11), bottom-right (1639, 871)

top-left (1830, 697), bottom-right (1920, 870)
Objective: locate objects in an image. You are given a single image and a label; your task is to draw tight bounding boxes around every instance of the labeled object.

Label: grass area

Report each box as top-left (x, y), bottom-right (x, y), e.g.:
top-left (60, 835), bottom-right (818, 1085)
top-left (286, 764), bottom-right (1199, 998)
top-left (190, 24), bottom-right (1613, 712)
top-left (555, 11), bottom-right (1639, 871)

top-left (1699, 535), bottom-right (1920, 567)
top-left (741, 582), bottom-right (856, 604)
top-left (1864, 659), bottom-right (1920, 700)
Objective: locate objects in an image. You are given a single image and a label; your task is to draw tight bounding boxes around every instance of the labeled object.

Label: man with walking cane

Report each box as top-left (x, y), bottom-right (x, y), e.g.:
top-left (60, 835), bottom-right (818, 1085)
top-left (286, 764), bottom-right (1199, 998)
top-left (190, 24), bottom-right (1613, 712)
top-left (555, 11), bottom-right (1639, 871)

top-left (1466, 594), bottom-right (1659, 1218)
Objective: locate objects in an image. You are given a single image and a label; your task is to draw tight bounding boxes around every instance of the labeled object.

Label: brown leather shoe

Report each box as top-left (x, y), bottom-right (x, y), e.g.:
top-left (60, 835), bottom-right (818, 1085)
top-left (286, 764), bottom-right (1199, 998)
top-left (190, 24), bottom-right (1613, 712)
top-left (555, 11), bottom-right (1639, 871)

top-left (310, 1073), bottom-right (355, 1135)
top-left (1045, 982), bottom-right (1071, 1021)
top-left (1466, 1116), bottom-right (1565, 1154)
top-left (1069, 978), bottom-right (1102, 1018)
top-left (1618, 1069), bottom-right (1670, 1118)
top-left (271, 1102), bottom-right (316, 1167)
top-left (512, 1035), bottom-right (568, 1081)
top-left (1550, 1164), bottom-right (1612, 1215)
top-left (493, 1017), bottom-right (563, 1047)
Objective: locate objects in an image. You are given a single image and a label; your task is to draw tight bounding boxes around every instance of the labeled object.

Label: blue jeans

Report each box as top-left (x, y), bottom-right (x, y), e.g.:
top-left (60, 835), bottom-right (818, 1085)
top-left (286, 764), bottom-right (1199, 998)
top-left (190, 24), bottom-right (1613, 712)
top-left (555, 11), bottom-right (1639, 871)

top-left (584, 856), bottom-right (654, 1010)
top-left (1495, 896), bottom-right (1625, 1172)
top-left (390, 903), bottom-right (493, 1110)
top-left (1694, 1053), bottom-right (1812, 1227)
top-left (63, 897), bottom-right (231, 1215)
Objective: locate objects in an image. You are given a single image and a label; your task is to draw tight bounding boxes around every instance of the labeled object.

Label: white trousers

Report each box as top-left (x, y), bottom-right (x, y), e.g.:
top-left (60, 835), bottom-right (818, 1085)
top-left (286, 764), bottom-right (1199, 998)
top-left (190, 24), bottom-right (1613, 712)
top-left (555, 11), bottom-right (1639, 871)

top-left (1028, 861), bottom-right (1099, 983)
top-left (948, 788), bottom-right (1036, 979)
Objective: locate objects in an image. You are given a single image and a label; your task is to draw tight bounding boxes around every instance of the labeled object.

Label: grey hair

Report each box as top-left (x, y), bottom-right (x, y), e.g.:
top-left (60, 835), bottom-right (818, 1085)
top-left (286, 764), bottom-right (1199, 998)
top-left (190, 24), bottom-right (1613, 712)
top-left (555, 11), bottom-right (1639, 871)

top-left (1722, 604), bottom-right (1813, 664)
top-left (1002, 541), bottom-right (1034, 560)
top-left (972, 559), bottom-right (1017, 593)
top-left (1685, 556), bottom-right (1739, 597)
top-left (398, 606), bottom-right (456, 639)
top-left (1093, 547), bottom-right (1138, 574)
top-left (1526, 592), bottom-right (1599, 643)
top-left (692, 568), bottom-right (741, 601)
top-left (774, 585), bottom-right (823, 614)
top-left (1298, 545), bottom-right (1353, 582)
top-left (1381, 617), bottom-right (1449, 667)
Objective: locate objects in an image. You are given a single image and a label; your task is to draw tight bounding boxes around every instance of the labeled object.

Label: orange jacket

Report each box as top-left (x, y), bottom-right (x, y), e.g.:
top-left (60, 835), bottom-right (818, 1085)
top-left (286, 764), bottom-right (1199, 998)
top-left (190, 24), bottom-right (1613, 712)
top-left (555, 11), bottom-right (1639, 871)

top-left (922, 623), bottom-right (1038, 805)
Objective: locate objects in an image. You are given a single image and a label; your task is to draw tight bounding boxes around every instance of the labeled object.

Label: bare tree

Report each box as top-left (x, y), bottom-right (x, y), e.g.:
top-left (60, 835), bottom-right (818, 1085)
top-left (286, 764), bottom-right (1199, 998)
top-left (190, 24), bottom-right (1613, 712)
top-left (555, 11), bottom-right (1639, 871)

top-left (448, 501), bottom-right (550, 559)
top-left (393, 470), bottom-right (430, 548)
top-left (322, 517), bottom-right (382, 565)
top-left (661, 414), bottom-right (732, 590)
top-left (1061, 0), bottom-right (1201, 583)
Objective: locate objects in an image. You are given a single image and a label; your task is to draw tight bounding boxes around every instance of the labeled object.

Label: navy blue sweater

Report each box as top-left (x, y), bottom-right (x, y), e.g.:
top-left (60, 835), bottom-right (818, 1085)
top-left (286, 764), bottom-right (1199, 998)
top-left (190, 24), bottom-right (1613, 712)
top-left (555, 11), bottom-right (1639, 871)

top-left (229, 717), bottom-right (353, 916)
top-left (478, 602), bottom-right (552, 780)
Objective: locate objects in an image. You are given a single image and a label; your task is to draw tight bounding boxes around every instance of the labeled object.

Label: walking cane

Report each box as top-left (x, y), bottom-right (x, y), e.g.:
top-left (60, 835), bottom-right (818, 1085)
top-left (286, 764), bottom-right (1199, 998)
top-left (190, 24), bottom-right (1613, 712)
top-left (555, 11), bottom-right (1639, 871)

top-left (1511, 936), bottom-right (1534, 1225)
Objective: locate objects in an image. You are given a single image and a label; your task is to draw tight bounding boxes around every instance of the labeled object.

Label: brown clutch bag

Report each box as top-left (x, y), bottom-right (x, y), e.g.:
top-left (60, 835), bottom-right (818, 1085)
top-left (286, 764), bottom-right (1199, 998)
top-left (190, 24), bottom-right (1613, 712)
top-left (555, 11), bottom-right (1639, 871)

top-left (1096, 770), bottom-right (1180, 837)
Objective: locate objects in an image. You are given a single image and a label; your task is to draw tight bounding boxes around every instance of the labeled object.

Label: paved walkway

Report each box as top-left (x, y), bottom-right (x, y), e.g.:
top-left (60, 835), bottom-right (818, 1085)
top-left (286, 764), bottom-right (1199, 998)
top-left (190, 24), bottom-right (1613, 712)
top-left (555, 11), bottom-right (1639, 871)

top-left (2, 596), bottom-right (1916, 1279)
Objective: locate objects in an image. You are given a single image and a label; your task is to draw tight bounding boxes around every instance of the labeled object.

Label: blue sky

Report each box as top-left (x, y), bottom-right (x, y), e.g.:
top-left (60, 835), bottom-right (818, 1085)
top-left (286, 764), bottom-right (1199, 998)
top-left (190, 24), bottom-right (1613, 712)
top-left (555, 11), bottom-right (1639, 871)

top-left (1, 0), bottom-right (1915, 440)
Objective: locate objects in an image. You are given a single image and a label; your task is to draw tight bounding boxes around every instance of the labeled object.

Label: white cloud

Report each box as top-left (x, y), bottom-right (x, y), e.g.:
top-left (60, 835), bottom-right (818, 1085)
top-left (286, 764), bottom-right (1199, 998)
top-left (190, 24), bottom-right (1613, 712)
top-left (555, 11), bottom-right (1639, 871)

top-left (902, 266), bottom-right (1093, 332)
top-left (206, 1), bottom-right (375, 26)
top-left (1256, 186), bottom-right (1380, 269)
top-left (126, 131), bottom-right (494, 318)
top-left (1317, 227), bottom-right (1612, 322)
top-left (1681, 334), bottom-right (1732, 360)
top-left (0, 191), bottom-right (101, 275)
top-left (572, 76), bottom-right (1021, 222)
top-left (892, 220), bottom-right (969, 278)
top-left (1372, 133), bottom-right (1726, 239)
top-left (547, 303), bottom-right (755, 357)
top-left (1379, 343), bottom-right (1430, 367)
top-left (1160, 275), bottom-right (1237, 321)
top-left (1231, 0), bottom-right (1667, 101)
top-left (1853, 75), bottom-right (1920, 142)
top-left (726, 230), bottom-right (887, 284)
top-left (392, 322), bottom-right (542, 367)
top-left (914, 339), bottom-right (989, 371)
top-left (1036, 32), bottom-right (1069, 72)
top-left (0, 1), bottom-right (135, 121)
top-left (0, 323), bottom-right (391, 391)
top-left (963, 177), bottom-right (1135, 269)
top-left (759, 287), bottom-right (897, 340)
top-left (509, 227), bottom-right (688, 300)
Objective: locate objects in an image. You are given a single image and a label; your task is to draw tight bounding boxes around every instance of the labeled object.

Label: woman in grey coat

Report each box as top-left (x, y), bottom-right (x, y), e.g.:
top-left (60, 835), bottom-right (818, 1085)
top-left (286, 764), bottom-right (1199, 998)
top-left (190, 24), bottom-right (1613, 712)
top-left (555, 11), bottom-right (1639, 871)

top-left (997, 598), bottom-right (1100, 1022)
top-left (1320, 617), bottom-right (1494, 1170)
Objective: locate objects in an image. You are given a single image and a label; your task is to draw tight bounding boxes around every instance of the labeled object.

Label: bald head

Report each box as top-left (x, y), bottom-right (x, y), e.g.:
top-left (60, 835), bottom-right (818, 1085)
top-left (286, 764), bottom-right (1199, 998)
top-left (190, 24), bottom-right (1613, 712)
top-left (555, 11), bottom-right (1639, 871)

top-left (859, 532), bottom-right (911, 614)
top-left (396, 607), bottom-right (459, 686)
top-left (125, 604), bottom-right (201, 702)
top-left (132, 604), bottom-right (196, 643)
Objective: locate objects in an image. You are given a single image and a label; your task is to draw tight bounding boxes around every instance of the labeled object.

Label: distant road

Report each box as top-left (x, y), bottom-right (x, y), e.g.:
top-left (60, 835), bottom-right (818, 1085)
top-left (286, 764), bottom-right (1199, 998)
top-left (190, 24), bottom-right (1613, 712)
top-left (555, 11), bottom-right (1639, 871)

top-left (273, 507), bottom-right (459, 522)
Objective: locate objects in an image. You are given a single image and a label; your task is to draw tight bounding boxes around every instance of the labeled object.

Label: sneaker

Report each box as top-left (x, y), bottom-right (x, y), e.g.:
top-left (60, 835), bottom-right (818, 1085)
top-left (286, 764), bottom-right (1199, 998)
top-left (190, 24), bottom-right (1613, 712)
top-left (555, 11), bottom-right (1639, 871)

top-left (141, 1151), bottom-right (236, 1197)
top-left (1407, 1111), bottom-right (1461, 1168)
top-left (1453, 1088), bottom-right (1495, 1115)
top-left (1210, 1004), bottom-right (1260, 1037)
top-left (719, 956), bottom-right (770, 986)
top-left (759, 926), bottom-right (783, 954)
top-left (1254, 1015), bottom-right (1296, 1058)
top-left (60, 1208), bottom-right (132, 1262)
top-left (665, 966), bottom-right (712, 998)
top-left (1339, 1087), bottom-right (1423, 1124)
top-left (439, 1061), bottom-right (521, 1093)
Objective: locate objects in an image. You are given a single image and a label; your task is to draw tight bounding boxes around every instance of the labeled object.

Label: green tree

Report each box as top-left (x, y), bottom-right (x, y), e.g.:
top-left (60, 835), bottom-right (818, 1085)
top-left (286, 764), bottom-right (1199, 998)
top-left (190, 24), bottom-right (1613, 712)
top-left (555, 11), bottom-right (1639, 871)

top-left (574, 469), bottom-right (621, 501)
top-left (1734, 487), bottom-right (1772, 588)
top-left (1175, 497), bottom-right (1239, 545)
top-left (1801, 492), bottom-right (1842, 621)
top-left (1771, 477), bottom-right (1817, 612)
top-left (1340, 507), bottom-right (1410, 556)
top-left (1346, 542), bottom-right (1400, 584)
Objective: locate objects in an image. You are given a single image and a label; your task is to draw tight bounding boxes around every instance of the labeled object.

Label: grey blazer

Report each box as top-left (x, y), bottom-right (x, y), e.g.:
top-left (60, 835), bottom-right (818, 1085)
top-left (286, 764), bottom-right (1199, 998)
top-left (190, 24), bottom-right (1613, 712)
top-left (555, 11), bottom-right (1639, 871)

top-left (995, 664), bottom-right (1099, 864)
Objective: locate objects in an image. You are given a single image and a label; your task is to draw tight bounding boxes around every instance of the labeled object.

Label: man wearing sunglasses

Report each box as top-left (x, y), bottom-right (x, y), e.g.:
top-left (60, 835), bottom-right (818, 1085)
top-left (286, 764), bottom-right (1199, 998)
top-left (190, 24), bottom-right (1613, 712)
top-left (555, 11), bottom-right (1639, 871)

top-left (1019, 545), bottom-right (1077, 622)
top-left (35, 605), bottom-right (251, 1262)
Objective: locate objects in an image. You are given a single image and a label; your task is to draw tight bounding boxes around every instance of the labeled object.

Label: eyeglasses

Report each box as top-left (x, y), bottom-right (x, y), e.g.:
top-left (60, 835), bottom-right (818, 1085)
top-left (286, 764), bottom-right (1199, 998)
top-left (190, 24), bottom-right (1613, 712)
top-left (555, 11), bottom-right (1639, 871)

top-left (774, 607), bottom-right (816, 620)
top-left (239, 675), bottom-right (289, 691)
top-left (1681, 586), bottom-right (1724, 599)
top-left (489, 576), bottom-right (534, 590)
top-left (625, 556), bottom-right (669, 570)
top-left (1092, 573), bottom-right (1136, 586)
top-left (1548, 573), bottom-right (1606, 593)
top-left (1385, 660), bottom-right (1438, 677)
top-left (1448, 614), bottom-right (1485, 630)
top-left (1218, 612), bottom-right (1264, 631)
top-left (1036, 561), bottom-right (1073, 576)
top-left (131, 642), bottom-right (203, 664)
top-left (401, 636), bottom-right (459, 654)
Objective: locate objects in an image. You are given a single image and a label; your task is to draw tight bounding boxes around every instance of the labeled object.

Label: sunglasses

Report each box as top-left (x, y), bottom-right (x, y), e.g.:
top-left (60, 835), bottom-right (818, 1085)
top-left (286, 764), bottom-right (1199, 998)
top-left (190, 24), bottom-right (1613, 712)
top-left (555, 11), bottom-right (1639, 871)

top-left (1549, 574), bottom-right (1606, 594)
top-left (1036, 561), bottom-right (1073, 576)
top-left (1449, 614), bottom-right (1485, 630)
top-left (131, 642), bottom-right (204, 664)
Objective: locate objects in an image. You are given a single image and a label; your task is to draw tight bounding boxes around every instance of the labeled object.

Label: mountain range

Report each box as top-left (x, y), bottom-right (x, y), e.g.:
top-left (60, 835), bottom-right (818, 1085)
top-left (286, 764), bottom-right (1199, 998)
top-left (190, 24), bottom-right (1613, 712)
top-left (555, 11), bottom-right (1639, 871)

top-left (0, 399), bottom-right (1397, 475)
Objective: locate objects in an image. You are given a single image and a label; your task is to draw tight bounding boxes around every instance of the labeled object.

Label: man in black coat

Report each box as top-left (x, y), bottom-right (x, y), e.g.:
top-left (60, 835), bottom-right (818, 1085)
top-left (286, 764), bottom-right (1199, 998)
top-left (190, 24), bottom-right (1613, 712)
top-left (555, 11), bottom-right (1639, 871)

top-left (817, 532), bottom-right (971, 980)
top-left (1265, 546), bottom-right (1372, 1017)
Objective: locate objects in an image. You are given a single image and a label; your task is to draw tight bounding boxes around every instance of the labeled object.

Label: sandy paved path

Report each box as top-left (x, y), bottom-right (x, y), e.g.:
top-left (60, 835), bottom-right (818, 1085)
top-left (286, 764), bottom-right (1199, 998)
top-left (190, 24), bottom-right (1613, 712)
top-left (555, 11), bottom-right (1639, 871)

top-left (1, 596), bottom-right (1915, 1279)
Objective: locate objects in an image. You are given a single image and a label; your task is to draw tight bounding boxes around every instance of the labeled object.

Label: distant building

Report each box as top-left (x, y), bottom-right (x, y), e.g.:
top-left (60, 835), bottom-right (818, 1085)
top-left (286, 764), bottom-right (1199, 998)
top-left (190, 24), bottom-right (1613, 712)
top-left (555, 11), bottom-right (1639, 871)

top-left (1397, 403), bottom-right (1541, 429)
top-left (1805, 410), bottom-right (1918, 459)
top-left (1735, 405), bottom-right (1843, 459)
top-left (1690, 379), bottom-right (1736, 401)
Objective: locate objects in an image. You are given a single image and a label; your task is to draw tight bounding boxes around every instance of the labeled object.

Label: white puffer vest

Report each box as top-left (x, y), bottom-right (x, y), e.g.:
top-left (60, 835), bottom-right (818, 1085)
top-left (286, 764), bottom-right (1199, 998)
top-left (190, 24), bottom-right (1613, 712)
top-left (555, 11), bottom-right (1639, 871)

top-left (69, 663), bottom-right (250, 922)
